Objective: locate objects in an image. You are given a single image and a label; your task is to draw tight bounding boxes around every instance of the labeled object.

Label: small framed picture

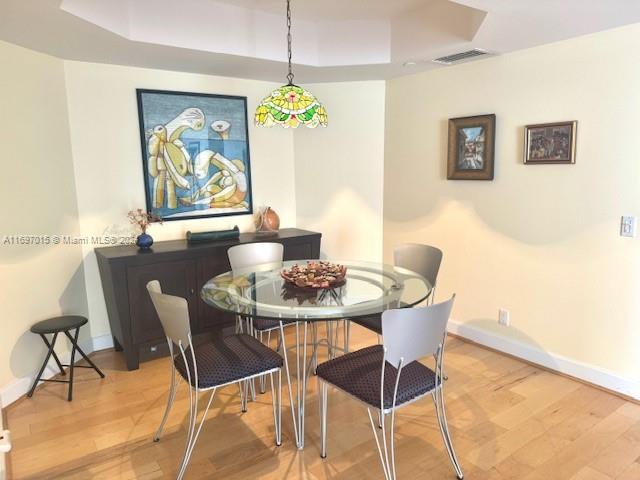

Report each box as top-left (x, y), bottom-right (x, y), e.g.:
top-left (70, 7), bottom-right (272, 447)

top-left (524, 121), bottom-right (577, 164)
top-left (447, 114), bottom-right (496, 180)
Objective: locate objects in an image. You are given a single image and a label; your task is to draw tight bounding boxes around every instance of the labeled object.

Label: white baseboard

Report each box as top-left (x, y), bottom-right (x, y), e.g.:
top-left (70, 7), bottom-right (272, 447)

top-left (448, 319), bottom-right (640, 400)
top-left (0, 334), bottom-right (114, 408)
top-left (90, 334), bottom-right (115, 352)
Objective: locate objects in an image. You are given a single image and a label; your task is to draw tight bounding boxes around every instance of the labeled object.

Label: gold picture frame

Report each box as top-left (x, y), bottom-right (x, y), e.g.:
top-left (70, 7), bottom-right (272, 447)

top-left (524, 121), bottom-right (577, 164)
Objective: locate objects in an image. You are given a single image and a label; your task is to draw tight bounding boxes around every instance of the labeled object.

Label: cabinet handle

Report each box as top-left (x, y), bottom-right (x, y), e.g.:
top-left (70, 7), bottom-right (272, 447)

top-left (190, 288), bottom-right (195, 295)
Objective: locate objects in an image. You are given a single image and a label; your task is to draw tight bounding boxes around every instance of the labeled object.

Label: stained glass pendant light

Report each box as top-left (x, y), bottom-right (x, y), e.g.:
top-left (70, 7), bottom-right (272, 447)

top-left (255, 0), bottom-right (327, 128)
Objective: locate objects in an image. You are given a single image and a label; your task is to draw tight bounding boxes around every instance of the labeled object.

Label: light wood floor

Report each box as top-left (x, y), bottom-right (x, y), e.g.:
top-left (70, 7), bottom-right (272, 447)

top-left (5, 325), bottom-right (640, 480)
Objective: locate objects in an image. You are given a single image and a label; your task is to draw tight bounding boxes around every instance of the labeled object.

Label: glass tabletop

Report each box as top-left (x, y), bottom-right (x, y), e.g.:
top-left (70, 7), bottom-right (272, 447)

top-left (201, 260), bottom-right (432, 321)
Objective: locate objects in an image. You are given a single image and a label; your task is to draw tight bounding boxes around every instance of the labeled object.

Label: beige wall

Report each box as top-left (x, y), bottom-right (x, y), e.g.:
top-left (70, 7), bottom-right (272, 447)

top-left (0, 41), bottom-right (87, 395)
top-left (4, 23), bottom-right (640, 400)
top-left (64, 61), bottom-right (297, 338)
top-left (384, 25), bottom-right (640, 386)
top-left (294, 81), bottom-right (386, 261)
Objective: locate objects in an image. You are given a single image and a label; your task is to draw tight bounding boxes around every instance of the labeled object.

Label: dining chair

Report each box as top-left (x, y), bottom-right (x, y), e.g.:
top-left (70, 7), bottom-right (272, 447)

top-left (352, 243), bottom-right (443, 337)
top-left (227, 242), bottom-right (299, 439)
top-left (316, 295), bottom-right (463, 480)
top-left (228, 242), bottom-right (288, 339)
top-left (147, 280), bottom-right (283, 480)
top-left (227, 242), bottom-right (296, 377)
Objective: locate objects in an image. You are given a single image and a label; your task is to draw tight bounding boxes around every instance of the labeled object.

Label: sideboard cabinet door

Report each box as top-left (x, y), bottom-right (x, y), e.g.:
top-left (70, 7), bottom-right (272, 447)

top-left (127, 260), bottom-right (197, 344)
top-left (96, 228), bottom-right (321, 370)
top-left (283, 241), bottom-right (313, 261)
top-left (196, 254), bottom-right (236, 332)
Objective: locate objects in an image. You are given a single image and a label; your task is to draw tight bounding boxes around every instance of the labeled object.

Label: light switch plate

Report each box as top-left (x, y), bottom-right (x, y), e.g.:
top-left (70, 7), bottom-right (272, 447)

top-left (498, 309), bottom-right (510, 327)
top-left (620, 216), bottom-right (637, 238)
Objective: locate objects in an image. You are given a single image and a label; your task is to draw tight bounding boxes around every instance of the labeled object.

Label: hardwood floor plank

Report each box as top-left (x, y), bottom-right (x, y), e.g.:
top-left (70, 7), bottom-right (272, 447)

top-left (5, 326), bottom-right (639, 480)
top-left (617, 462), bottom-right (640, 480)
top-left (588, 419), bottom-right (640, 478)
top-left (570, 466), bottom-right (612, 480)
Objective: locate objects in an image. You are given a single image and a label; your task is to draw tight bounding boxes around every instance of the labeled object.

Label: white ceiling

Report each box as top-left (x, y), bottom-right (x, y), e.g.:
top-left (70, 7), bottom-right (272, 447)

top-left (227, 0), bottom-right (429, 20)
top-left (1, 0), bottom-right (640, 83)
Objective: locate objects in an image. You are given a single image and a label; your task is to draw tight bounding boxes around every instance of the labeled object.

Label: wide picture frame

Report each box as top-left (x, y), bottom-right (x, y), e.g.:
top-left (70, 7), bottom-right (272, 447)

top-left (447, 114), bottom-right (496, 181)
top-left (136, 89), bottom-right (253, 221)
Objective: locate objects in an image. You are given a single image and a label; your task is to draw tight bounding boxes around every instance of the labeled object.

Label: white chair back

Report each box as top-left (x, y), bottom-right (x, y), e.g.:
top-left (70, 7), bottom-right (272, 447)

top-left (146, 280), bottom-right (192, 347)
top-left (381, 295), bottom-right (455, 367)
top-left (394, 243), bottom-right (443, 288)
top-left (227, 242), bottom-right (284, 271)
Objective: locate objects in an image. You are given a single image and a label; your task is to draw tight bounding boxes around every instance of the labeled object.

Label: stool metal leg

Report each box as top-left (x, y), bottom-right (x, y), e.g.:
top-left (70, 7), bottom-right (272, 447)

top-left (67, 328), bottom-right (80, 401)
top-left (63, 329), bottom-right (105, 378)
top-left (27, 332), bottom-right (60, 398)
top-left (40, 333), bottom-right (65, 375)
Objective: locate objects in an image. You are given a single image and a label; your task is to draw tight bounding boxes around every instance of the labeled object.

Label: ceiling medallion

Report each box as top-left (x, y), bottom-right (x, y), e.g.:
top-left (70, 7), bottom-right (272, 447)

top-left (255, 0), bottom-right (327, 129)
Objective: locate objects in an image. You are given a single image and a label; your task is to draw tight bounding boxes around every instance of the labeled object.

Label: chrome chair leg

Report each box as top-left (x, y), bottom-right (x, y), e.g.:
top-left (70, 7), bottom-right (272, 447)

top-left (312, 322), bottom-right (319, 373)
top-left (296, 321), bottom-right (309, 448)
top-left (249, 378), bottom-right (257, 402)
top-left (435, 353), bottom-right (449, 381)
top-left (278, 322), bottom-right (299, 444)
top-left (241, 380), bottom-right (249, 413)
top-left (259, 331), bottom-right (267, 394)
top-left (154, 363), bottom-right (177, 442)
top-left (270, 370), bottom-right (282, 446)
top-left (368, 409), bottom-right (394, 480)
top-left (382, 408), bottom-right (395, 480)
top-left (177, 349), bottom-right (197, 480)
top-left (433, 387), bottom-right (464, 479)
top-left (344, 319), bottom-right (351, 353)
top-left (177, 387), bottom-right (197, 480)
top-left (178, 388), bottom-right (217, 480)
top-left (319, 380), bottom-right (328, 458)
top-left (389, 409), bottom-right (398, 480)
top-left (333, 321), bottom-right (340, 359)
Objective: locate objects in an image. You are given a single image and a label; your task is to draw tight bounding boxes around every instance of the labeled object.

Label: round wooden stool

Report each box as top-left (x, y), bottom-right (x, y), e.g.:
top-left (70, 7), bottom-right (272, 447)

top-left (27, 315), bottom-right (105, 401)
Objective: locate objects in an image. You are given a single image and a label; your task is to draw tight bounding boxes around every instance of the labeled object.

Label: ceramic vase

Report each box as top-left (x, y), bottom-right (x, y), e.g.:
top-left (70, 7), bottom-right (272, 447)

top-left (136, 232), bottom-right (154, 250)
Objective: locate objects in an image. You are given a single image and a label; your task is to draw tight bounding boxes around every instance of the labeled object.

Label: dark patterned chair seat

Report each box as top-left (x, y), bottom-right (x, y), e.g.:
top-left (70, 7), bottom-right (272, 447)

top-left (350, 302), bottom-right (410, 336)
top-left (351, 314), bottom-right (382, 335)
top-left (316, 345), bottom-right (437, 410)
top-left (253, 316), bottom-right (296, 332)
top-left (174, 334), bottom-right (283, 389)
top-left (239, 315), bottom-right (296, 332)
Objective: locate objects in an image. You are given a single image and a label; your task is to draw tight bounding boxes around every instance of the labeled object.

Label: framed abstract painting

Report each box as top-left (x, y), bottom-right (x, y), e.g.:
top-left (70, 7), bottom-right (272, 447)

top-left (447, 114), bottom-right (496, 180)
top-left (524, 121), bottom-right (577, 164)
top-left (136, 89), bottom-right (253, 221)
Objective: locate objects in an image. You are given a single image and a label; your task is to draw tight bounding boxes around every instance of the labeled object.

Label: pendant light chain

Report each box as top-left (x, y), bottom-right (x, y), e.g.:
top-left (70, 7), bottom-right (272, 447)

top-left (286, 0), bottom-right (294, 85)
top-left (254, 0), bottom-right (327, 128)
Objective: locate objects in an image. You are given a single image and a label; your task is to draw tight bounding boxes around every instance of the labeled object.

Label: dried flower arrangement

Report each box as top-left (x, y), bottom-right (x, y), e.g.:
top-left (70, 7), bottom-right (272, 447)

top-left (127, 209), bottom-right (162, 234)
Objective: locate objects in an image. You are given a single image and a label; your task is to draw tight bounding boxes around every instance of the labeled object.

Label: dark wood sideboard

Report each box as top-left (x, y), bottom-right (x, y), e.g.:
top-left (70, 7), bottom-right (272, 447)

top-left (95, 228), bottom-right (321, 370)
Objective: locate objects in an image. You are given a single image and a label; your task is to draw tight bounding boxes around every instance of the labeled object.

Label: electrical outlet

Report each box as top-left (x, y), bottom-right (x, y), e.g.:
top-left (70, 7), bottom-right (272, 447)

top-left (498, 309), bottom-right (510, 327)
top-left (0, 429), bottom-right (11, 453)
top-left (621, 216), bottom-right (637, 238)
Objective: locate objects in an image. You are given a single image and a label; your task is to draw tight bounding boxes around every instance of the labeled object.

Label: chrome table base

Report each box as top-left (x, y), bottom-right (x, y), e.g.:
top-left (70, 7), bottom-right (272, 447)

top-left (286, 319), bottom-right (349, 449)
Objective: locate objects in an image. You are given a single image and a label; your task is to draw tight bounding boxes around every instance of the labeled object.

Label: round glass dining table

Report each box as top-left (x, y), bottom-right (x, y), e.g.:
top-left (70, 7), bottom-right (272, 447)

top-left (201, 260), bottom-right (432, 449)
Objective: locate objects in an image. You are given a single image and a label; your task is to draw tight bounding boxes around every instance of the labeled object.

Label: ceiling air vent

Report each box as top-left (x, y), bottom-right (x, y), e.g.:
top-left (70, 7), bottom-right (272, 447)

top-left (432, 49), bottom-right (491, 65)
